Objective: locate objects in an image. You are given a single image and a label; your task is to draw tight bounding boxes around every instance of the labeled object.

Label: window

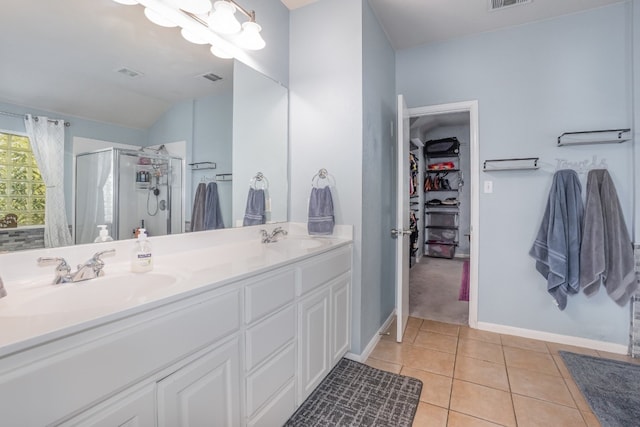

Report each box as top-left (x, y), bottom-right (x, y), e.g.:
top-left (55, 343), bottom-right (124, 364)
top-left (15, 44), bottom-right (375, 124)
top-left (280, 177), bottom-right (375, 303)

top-left (0, 131), bottom-right (45, 226)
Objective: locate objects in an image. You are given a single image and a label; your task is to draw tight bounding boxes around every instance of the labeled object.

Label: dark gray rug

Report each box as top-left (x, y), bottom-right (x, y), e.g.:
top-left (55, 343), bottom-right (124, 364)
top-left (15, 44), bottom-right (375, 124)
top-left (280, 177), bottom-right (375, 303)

top-left (284, 358), bottom-right (422, 427)
top-left (560, 351), bottom-right (640, 427)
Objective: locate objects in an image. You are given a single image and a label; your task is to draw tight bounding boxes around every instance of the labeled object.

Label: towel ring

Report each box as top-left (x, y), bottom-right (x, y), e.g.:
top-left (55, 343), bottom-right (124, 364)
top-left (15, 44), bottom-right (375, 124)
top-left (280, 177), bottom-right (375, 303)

top-left (250, 172), bottom-right (269, 190)
top-left (311, 168), bottom-right (335, 188)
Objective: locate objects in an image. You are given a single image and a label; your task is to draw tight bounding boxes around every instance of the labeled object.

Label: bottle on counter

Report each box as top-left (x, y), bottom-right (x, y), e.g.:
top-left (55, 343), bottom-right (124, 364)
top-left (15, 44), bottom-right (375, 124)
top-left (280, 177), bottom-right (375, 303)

top-left (131, 228), bottom-right (153, 273)
top-left (94, 225), bottom-right (114, 243)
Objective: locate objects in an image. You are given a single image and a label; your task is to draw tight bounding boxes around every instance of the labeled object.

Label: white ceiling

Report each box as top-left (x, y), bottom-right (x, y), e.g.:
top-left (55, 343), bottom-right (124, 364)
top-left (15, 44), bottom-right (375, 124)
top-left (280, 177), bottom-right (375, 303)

top-left (0, 0), bottom-right (233, 129)
top-left (0, 0), bottom-right (627, 129)
top-left (282, 0), bottom-right (625, 50)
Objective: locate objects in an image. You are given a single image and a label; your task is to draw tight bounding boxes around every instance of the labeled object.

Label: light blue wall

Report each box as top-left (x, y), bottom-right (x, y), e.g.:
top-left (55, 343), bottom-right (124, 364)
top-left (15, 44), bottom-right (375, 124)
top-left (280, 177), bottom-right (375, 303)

top-left (290, 0), bottom-right (365, 351)
top-left (397, 3), bottom-right (634, 345)
top-left (237, 0), bottom-right (290, 87)
top-left (362, 0), bottom-right (397, 350)
top-left (194, 93), bottom-right (233, 228)
top-left (0, 100), bottom-right (147, 222)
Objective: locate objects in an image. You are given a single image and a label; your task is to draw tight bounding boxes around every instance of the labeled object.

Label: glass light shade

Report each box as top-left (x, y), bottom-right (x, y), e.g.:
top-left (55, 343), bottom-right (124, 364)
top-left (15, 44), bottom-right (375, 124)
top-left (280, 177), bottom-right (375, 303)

top-left (144, 7), bottom-right (178, 27)
top-left (208, 1), bottom-right (241, 35)
top-left (236, 21), bottom-right (265, 50)
top-left (181, 28), bottom-right (208, 44)
top-left (166, 0), bottom-right (212, 15)
top-left (210, 45), bottom-right (234, 59)
top-left (113, 0), bottom-right (138, 4)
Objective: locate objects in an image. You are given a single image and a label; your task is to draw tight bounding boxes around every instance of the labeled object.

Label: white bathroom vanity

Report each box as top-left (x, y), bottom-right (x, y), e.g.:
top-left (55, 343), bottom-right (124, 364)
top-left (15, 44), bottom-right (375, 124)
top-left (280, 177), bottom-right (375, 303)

top-left (0, 223), bottom-right (352, 426)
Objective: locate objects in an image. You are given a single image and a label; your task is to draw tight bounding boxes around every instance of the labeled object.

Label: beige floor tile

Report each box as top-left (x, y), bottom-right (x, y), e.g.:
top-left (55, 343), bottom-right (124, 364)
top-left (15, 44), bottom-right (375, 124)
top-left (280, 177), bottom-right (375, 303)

top-left (368, 339), bottom-right (405, 365)
top-left (512, 394), bottom-right (586, 427)
top-left (546, 342), bottom-right (599, 357)
top-left (454, 355), bottom-right (509, 391)
top-left (457, 338), bottom-right (504, 364)
top-left (507, 366), bottom-right (575, 407)
top-left (500, 334), bottom-right (549, 353)
top-left (553, 354), bottom-right (573, 378)
top-left (407, 316), bottom-right (424, 329)
top-left (563, 377), bottom-right (592, 413)
top-left (503, 346), bottom-right (560, 376)
top-left (420, 319), bottom-right (460, 337)
top-left (413, 330), bottom-right (458, 354)
top-left (581, 410), bottom-right (602, 427)
top-left (403, 345), bottom-right (456, 377)
top-left (364, 357), bottom-right (401, 374)
top-left (595, 350), bottom-right (640, 364)
top-left (450, 379), bottom-right (516, 427)
top-left (458, 327), bottom-right (501, 345)
top-left (412, 402), bottom-right (448, 427)
top-left (401, 366), bottom-right (453, 408)
top-left (447, 411), bottom-right (503, 427)
top-left (381, 325), bottom-right (419, 344)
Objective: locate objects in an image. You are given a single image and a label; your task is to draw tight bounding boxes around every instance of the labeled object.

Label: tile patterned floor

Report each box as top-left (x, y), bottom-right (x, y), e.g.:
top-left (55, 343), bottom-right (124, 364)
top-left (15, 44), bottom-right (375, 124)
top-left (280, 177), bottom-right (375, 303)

top-left (365, 317), bottom-right (639, 427)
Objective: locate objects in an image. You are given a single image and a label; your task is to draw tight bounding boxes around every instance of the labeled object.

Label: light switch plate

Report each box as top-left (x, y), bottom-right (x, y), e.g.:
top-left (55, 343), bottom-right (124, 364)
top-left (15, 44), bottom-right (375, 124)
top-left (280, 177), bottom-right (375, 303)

top-left (484, 180), bottom-right (493, 193)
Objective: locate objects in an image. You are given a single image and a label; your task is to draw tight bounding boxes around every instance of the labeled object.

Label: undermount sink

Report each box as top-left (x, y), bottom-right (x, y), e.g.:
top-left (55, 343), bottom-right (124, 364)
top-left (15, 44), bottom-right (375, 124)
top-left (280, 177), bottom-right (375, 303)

top-left (0, 272), bottom-right (182, 317)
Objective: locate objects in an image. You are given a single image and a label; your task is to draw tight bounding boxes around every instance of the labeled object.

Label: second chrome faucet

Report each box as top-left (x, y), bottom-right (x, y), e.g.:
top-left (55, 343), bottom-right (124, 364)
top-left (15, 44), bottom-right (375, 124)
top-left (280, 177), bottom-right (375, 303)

top-left (38, 249), bottom-right (116, 285)
top-left (260, 227), bottom-right (288, 243)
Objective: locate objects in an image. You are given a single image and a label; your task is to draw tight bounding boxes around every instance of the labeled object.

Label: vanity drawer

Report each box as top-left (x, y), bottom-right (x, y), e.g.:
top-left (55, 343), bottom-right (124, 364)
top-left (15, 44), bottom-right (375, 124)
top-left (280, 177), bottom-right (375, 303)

top-left (246, 305), bottom-right (295, 370)
top-left (298, 245), bottom-right (351, 295)
top-left (245, 268), bottom-right (296, 324)
top-left (246, 343), bottom-right (295, 417)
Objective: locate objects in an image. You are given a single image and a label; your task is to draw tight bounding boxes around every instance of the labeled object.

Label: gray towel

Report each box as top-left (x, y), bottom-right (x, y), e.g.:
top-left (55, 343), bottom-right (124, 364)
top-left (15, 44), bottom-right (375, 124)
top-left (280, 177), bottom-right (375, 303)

top-left (191, 182), bottom-right (207, 232)
top-left (308, 186), bottom-right (335, 235)
top-left (204, 182), bottom-right (225, 230)
top-left (243, 188), bottom-right (266, 226)
top-left (529, 169), bottom-right (583, 310)
top-left (580, 169), bottom-right (636, 305)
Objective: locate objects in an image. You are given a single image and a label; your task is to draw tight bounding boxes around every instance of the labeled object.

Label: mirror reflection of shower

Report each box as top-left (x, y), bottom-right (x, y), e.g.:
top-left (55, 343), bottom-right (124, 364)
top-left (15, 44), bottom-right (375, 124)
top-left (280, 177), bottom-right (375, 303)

top-left (75, 147), bottom-right (183, 244)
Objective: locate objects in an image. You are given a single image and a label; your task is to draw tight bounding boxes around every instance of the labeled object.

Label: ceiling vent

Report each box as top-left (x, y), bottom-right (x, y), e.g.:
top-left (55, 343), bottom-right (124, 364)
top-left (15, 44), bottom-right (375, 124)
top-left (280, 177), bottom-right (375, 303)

top-left (202, 73), bottom-right (222, 83)
top-left (116, 67), bottom-right (143, 78)
top-left (489, 0), bottom-right (531, 12)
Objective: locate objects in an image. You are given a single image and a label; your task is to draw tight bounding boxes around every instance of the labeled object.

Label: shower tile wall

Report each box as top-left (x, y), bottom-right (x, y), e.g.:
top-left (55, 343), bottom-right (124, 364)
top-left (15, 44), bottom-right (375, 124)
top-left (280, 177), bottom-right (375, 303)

top-left (0, 228), bottom-right (44, 251)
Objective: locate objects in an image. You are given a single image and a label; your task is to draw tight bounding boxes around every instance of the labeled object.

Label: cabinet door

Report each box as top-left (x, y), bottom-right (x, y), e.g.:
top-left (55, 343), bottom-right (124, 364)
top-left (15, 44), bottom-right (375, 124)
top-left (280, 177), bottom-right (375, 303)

top-left (298, 288), bottom-right (330, 403)
top-left (331, 275), bottom-right (351, 365)
top-left (157, 338), bottom-right (240, 427)
top-left (58, 384), bottom-right (156, 427)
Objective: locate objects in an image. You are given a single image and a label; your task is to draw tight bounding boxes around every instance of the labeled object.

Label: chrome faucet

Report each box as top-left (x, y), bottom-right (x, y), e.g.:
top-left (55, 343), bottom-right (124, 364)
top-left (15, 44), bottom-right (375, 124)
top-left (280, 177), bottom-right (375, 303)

top-left (260, 227), bottom-right (288, 243)
top-left (38, 249), bottom-right (116, 285)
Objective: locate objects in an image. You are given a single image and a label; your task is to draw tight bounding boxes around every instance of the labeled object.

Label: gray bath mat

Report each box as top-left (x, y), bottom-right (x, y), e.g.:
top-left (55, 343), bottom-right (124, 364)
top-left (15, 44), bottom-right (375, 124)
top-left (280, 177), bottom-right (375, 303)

top-left (560, 351), bottom-right (640, 427)
top-left (284, 358), bottom-right (422, 427)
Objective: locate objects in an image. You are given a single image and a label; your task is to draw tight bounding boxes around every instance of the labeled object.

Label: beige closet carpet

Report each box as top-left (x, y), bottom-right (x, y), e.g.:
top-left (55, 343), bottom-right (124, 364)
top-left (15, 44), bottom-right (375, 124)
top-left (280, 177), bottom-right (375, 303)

top-left (409, 256), bottom-right (469, 325)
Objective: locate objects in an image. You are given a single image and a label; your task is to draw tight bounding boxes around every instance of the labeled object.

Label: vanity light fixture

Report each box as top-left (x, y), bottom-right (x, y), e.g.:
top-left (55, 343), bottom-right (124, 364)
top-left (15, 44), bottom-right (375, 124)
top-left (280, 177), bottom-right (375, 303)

top-left (112, 0), bottom-right (266, 59)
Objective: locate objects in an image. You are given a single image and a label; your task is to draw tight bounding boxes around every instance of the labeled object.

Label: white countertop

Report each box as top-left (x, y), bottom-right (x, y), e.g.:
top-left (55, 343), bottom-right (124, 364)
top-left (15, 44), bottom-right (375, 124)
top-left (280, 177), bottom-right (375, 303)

top-left (0, 223), bottom-right (353, 357)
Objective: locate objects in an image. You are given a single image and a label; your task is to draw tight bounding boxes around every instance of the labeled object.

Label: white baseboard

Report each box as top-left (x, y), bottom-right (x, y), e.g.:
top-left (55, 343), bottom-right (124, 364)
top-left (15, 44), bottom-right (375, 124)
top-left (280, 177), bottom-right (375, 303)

top-left (345, 310), bottom-right (396, 362)
top-left (477, 321), bottom-right (628, 354)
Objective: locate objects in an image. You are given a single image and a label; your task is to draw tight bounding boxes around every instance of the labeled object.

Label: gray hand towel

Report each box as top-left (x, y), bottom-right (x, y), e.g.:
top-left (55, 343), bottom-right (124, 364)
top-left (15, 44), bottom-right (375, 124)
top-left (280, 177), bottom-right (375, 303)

top-left (204, 182), bottom-right (225, 230)
top-left (191, 182), bottom-right (207, 232)
top-left (529, 169), bottom-right (583, 310)
top-left (580, 169), bottom-right (636, 305)
top-left (308, 186), bottom-right (335, 235)
top-left (243, 188), bottom-right (266, 226)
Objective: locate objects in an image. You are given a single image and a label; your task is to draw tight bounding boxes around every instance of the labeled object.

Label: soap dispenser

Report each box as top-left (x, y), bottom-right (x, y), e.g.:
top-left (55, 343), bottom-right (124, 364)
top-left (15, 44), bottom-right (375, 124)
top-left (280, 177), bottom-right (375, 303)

top-left (131, 228), bottom-right (153, 273)
top-left (94, 225), bottom-right (114, 243)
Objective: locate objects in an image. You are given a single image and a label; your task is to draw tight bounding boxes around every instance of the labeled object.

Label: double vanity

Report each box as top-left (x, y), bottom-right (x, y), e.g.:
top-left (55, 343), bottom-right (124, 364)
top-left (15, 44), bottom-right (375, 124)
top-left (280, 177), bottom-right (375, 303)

top-left (0, 223), bottom-right (353, 426)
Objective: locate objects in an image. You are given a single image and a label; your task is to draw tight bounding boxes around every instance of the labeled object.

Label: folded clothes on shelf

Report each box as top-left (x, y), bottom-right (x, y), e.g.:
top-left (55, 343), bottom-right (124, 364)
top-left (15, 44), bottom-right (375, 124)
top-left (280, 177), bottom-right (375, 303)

top-left (427, 161), bottom-right (455, 170)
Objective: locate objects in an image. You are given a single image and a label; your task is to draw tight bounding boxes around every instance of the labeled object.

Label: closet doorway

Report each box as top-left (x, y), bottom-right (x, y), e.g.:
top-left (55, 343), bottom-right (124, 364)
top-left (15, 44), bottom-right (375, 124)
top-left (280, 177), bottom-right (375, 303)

top-left (406, 101), bottom-right (479, 328)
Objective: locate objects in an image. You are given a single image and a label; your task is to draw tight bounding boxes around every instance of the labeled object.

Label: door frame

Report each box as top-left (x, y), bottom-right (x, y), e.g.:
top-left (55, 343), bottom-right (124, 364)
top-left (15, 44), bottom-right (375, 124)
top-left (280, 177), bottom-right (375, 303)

top-left (408, 100), bottom-right (479, 328)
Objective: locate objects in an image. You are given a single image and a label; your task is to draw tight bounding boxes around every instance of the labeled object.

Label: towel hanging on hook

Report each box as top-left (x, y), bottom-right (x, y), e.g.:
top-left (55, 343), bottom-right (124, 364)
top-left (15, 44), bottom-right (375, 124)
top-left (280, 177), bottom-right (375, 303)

top-left (311, 168), bottom-right (335, 188)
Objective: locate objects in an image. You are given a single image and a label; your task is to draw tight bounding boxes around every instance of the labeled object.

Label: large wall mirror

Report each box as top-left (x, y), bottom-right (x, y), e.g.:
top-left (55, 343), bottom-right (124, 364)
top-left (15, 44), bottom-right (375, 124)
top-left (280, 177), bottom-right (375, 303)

top-left (0, 0), bottom-right (288, 251)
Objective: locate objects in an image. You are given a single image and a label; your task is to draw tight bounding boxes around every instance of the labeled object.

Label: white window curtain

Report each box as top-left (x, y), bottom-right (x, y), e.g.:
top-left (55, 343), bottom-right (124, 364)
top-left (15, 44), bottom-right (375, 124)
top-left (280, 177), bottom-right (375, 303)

top-left (24, 114), bottom-right (73, 248)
